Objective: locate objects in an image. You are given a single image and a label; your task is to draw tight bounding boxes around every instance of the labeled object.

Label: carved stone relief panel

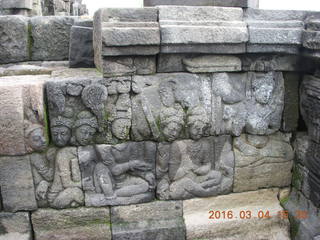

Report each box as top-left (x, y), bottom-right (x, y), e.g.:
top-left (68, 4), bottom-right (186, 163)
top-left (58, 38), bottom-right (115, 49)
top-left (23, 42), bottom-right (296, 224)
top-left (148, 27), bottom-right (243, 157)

top-left (79, 142), bottom-right (156, 206)
top-left (47, 76), bottom-right (131, 147)
top-left (156, 136), bottom-right (234, 200)
top-left (31, 147), bottom-right (84, 209)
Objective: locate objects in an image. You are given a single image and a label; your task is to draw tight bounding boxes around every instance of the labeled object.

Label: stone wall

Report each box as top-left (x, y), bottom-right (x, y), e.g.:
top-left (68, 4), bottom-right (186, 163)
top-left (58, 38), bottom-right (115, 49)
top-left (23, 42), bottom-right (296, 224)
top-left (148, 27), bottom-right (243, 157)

top-left (0, 1), bottom-right (320, 239)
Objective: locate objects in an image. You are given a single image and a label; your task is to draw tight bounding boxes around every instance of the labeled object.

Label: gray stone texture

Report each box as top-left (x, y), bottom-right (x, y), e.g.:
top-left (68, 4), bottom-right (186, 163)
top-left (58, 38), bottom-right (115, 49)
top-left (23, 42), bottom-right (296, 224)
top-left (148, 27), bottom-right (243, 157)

top-left (0, 212), bottom-right (32, 240)
top-left (233, 132), bottom-right (294, 192)
top-left (0, 0), bottom-right (32, 9)
top-left (184, 188), bottom-right (290, 240)
top-left (0, 75), bottom-right (48, 155)
top-left (31, 147), bottom-right (84, 209)
top-left (69, 20), bottom-right (94, 68)
top-left (31, 16), bottom-right (75, 61)
top-left (32, 208), bottom-right (111, 240)
top-left (156, 136), bottom-right (234, 200)
top-left (0, 155), bottom-right (37, 212)
top-left (93, 8), bottom-right (160, 74)
top-left (111, 201), bottom-right (186, 240)
top-left (0, 16), bottom-right (29, 64)
top-left (103, 56), bottom-right (156, 77)
top-left (282, 73), bottom-right (300, 132)
top-left (144, 0), bottom-right (259, 8)
top-left (0, 65), bottom-right (52, 77)
top-left (79, 142), bottom-right (156, 206)
top-left (159, 6), bottom-right (248, 54)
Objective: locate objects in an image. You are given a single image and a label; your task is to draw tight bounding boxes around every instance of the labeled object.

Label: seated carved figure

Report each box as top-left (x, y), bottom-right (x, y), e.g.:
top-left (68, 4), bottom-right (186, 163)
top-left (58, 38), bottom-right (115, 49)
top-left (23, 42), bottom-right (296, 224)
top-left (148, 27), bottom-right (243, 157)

top-left (48, 147), bottom-right (84, 209)
top-left (94, 143), bottom-right (154, 201)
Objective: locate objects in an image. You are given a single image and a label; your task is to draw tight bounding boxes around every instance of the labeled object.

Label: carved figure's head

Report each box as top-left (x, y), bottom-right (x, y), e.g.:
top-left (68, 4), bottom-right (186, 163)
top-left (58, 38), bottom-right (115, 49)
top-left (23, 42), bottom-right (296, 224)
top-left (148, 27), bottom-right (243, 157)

top-left (160, 107), bottom-right (185, 142)
top-left (25, 123), bottom-right (47, 152)
top-left (112, 118), bottom-right (131, 140)
top-left (74, 111), bottom-right (98, 146)
top-left (187, 106), bottom-right (209, 140)
top-left (51, 116), bottom-right (73, 147)
top-left (252, 73), bottom-right (275, 105)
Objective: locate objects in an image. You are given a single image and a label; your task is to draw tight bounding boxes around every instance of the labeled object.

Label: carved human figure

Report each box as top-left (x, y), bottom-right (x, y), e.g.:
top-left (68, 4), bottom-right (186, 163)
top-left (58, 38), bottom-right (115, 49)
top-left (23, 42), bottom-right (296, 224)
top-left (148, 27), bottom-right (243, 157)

top-left (159, 81), bottom-right (176, 108)
top-left (24, 123), bottom-right (47, 152)
top-left (51, 116), bottom-right (73, 147)
top-left (73, 111), bottom-right (98, 146)
top-left (48, 147), bottom-right (84, 209)
top-left (187, 106), bottom-right (209, 140)
top-left (160, 106), bottom-right (185, 142)
top-left (246, 72), bottom-right (283, 135)
top-left (94, 143), bottom-right (154, 200)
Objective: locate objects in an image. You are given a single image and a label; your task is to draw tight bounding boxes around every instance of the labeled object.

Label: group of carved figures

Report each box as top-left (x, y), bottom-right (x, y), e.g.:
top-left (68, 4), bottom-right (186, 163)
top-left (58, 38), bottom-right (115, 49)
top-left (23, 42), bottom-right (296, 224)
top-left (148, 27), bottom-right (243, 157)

top-left (46, 72), bottom-right (284, 148)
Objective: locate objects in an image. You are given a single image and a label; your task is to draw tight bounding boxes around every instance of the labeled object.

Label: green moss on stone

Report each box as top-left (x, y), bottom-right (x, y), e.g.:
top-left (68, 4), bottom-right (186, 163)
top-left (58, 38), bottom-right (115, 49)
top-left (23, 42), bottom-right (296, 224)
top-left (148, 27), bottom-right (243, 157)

top-left (27, 22), bottom-right (34, 60)
top-left (292, 165), bottom-right (302, 190)
top-left (280, 196), bottom-right (290, 207)
top-left (289, 215), bottom-right (300, 239)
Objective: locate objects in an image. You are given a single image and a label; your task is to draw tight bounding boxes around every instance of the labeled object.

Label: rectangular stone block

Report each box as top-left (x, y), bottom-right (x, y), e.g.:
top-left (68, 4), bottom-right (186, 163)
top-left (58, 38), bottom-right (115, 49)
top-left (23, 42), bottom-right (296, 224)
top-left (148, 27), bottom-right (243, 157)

top-left (103, 56), bottom-right (156, 77)
top-left (0, 0), bottom-right (32, 9)
top-left (145, 0), bottom-right (258, 8)
top-left (0, 155), bottom-right (37, 212)
top-left (46, 77), bottom-right (131, 146)
top-left (233, 132), bottom-right (294, 193)
top-left (0, 75), bottom-right (49, 155)
top-left (111, 201), bottom-right (185, 240)
top-left (79, 142), bottom-right (156, 206)
top-left (69, 20), bottom-right (94, 68)
top-left (0, 212), bottom-right (32, 240)
top-left (246, 44), bottom-right (300, 54)
top-left (0, 16), bottom-right (29, 64)
top-left (159, 6), bottom-right (248, 54)
top-left (31, 16), bottom-right (75, 61)
top-left (32, 208), bottom-right (112, 240)
top-left (156, 136), bottom-right (234, 200)
top-left (184, 188), bottom-right (290, 240)
top-left (31, 147), bottom-right (84, 209)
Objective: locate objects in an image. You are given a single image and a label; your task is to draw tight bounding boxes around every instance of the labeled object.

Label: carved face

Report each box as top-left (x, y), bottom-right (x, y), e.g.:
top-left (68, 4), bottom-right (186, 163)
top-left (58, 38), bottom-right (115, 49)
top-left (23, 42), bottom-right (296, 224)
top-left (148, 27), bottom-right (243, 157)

top-left (75, 125), bottom-right (96, 146)
top-left (112, 119), bottom-right (130, 140)
top-left (163, 122), bottom-right (182, 142)
top-left (253, 83), bottom-right (273, 104)
top-left (117, 79), bottom-right (131, 94)
top-left (52, 126), bottom-right (71, 147)
top-left (27, 127), bottom-right (47, 151)
top-left (189, 122), bottom-right (206, 140)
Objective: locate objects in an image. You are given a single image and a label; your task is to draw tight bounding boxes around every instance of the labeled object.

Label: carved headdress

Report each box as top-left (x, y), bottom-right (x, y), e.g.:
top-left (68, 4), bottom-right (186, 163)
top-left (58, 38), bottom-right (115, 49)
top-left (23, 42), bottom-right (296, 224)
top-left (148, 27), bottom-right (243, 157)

top-left (74, 111), bottom-right (99, 129)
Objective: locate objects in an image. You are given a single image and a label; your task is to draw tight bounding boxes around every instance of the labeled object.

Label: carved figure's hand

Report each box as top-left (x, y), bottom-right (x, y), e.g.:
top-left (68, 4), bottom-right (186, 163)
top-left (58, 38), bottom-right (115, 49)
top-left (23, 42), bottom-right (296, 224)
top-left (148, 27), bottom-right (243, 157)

top-left (130, 160), bottom-right (151, 171)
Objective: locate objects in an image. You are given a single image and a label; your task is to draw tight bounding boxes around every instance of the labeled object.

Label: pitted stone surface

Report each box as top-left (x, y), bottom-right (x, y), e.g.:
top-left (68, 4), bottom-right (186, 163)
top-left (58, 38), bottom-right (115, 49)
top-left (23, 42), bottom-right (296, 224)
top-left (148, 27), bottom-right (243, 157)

top-left (111, 201), bottom-right (185, 240)
top-left (0, 155), bottom-right (37, 212)
top-left (0, 0), bottom-right (32, 9)
top-left (156, 136), bottom-right (234, 200)
top-left (32, 208), bottom-right (111, 240)
top-left (79, 142), bottom-right (156, 206)
top-left (184, 188), bottom-right (290, 240)
top-left (0, 212), bottom-right (32, 240)
top-left (233, 132), bottom-right (294, 192)
top-left (31, 16), bottom-right (75, 61)
top-left (144, 0), bottom-right (259, 8)
top-left (0, 16), bottom-right (29, 64)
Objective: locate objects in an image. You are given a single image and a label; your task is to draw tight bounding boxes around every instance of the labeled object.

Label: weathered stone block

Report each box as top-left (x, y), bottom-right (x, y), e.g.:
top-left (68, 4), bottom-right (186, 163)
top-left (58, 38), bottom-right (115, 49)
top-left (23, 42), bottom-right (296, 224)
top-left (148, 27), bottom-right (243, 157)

top-left (184, 188), bottom-right (290, 240)
top-left (0, 212), bottom-right (32, 240)
top-left (31, 16), bottom-right (75, 61)
top-left (282, 72), bottom-right (300, 132)
top-left (69, 20), bottom-right (94, 68)
top-left (31, 147), bottom-right (84, 209)
top-left (0, 16), bottom-right (29, 64)
top-left (47, 77), bottom-right (131, 146)
top-left (246, 44), bottom-right (300, 54)
top-left (0, 75), bottom-right (48, 155)
top-left (93, 8), bottom-right (160, 73)
top-left (233, 132), bottom-right (294, 193)
top-left (79, 142), bottom-right (156, 206)
top-left (156, 136), bottom-right (234, 200)
top-left (0, 155), bottom-right (37, 212)
top-left (103, 56), bottom-right (156, 77)
top-left (159, 6), bottom-right (248, 54)
top-left (111, 201), bottom-right (185, 240)
top-left (145, 0), bottom-right (258, 8)
top-left (0, 0), bottom-right (33, 9)
top-left (0, 65), bottom-right (52, 77)
top-left (32, 208), bottom-right (111, 240)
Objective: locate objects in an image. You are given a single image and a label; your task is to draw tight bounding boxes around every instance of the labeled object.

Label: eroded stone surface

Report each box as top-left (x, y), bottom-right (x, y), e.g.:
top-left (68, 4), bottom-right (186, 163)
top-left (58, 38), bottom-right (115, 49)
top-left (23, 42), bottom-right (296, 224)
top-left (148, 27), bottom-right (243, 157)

top-left (32, 208), bottom-right (111, 240)
top-left (31, 147), bottom-right (84, 209)
top-left (0, 16), bottom-right (29, 64)
top-left (0, 155), bottom-right (37, 212)
top-left (184, 188), bottom-right (290, 240)
top-left (31, 16), bottom-right (75, 61)
top-left (0, 212), bottom-right (32, 240)
top-left (156, 136), bottom-right (234, 200)
top-left (79, 142), bottom-right (156, 206)
top-left (144, 0), bottom-right (259, 8)
top-left (233, 132), bottom-right (294, 192)
top-left (111, 201), bottom-right (185, 240)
